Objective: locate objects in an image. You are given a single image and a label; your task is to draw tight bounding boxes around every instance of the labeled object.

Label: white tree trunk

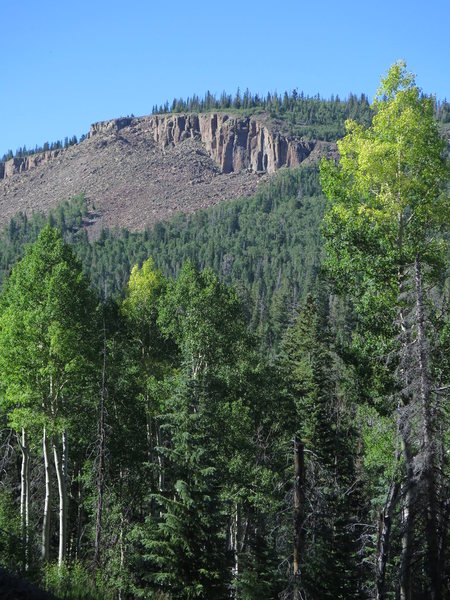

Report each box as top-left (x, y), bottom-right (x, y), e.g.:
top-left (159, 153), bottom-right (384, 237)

top-left (42, 427), bottom-right (52, 562)
top-left (20, 428), bottom-right (30, 569)
top-left (53, 432), bottom-right (68, 567)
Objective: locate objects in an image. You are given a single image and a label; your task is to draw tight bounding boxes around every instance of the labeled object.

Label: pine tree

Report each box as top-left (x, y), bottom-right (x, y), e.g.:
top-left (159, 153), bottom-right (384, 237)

top-left (278, 293), bottom-right (362, 599)
top-left (137, 262), bottom-right (250, 598)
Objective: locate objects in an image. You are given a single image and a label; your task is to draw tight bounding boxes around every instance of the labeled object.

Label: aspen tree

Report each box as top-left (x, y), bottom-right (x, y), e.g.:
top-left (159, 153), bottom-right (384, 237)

top-left (320, 61), bottom-right (449, 599)
top-left (0, 226), bottom-right (97, 566)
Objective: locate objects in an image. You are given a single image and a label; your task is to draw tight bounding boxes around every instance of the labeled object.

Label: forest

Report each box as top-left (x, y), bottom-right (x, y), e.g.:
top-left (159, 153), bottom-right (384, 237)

top-left (0, 62), bottom-right (448, 600)
top-left (0, 165), bottom-right (325, 356)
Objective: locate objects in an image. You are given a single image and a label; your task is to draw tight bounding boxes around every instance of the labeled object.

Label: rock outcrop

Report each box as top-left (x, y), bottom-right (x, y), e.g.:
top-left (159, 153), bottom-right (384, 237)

top-left (1, 113), bottom-right (314, 182)
top-left (88, 113), bottom-right (314, 175)
top-left (88, 117), bottom-right (133, 137)
top-left (0, 111), bottom-right (333, 235)
top-left (0, 149), bottom-right (63, 180)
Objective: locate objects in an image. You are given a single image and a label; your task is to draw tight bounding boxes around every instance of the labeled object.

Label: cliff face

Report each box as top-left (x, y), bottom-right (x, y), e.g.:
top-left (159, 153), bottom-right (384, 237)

top-left (0, 149), bottom-right (63, 180)
top-left (0, 112), bottom-right (331, 235)
top-left (88, 113), bottom-right (314, 175)
top-left (0, 113), bottom-right (314, 182)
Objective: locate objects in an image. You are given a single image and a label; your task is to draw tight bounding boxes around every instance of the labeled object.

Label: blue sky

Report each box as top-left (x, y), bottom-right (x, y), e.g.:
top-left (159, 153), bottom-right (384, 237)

top-left (1, 0), bottom-right (449, 157)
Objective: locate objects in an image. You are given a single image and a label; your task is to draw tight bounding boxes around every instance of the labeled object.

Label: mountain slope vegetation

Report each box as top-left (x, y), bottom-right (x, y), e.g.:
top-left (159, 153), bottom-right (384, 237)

top-left (0, 64), bottom-right (448, 600)
top-left (0, 165), bottom-right (325, 353)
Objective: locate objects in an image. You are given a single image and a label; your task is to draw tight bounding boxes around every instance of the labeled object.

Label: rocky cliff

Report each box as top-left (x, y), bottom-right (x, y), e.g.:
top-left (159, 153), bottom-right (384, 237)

top-left (0, 149), bottom-right (63, 180)
top-left (88, 113), bottom-right (314, 175)
top-left (0, 112), bottom-right (332, 234)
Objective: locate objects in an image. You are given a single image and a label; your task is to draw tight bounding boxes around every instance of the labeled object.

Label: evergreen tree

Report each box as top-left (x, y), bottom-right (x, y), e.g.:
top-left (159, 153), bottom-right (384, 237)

top-left (278, 293), bottom-right (363, 599)
top-left (137, 262), bottom-right (250, 598)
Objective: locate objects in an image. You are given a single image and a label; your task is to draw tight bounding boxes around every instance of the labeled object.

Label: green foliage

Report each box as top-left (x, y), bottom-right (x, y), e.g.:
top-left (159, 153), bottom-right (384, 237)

top-left (0, 489), bottom-right (22, 572)
top-left (0, 65), bottom-right (447, 600)
top-left (136, 263), bottom-right (252, 598)
top-left (319, 60), bottom-right (449, 417)
top-left (155, 87), bottom-right (447, 141)
top-left (0, 167), bottom-right (325, 353)
top-left (0, 193), bottom-right (87, 289)
top-left (278, 292), bottom-right (364, 599)
top-left (320, 60), bottom-right (448, 307)
top-left (1, 135), bottom-right (79, 163)
top-left (44, 561), bottom-right (111, 600)
top-left (320, 61), bottom-right (449, 598)
top-left (0, 225), bottom-right (98, 435)
top-left (154, 88), bottom-right (374, 141)
top-left (122, 258), bottom-right (166, 323)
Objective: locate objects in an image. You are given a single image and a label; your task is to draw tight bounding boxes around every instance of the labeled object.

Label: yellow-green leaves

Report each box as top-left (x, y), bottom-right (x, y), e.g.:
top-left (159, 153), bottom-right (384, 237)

top-left (122, 258), bottom-right (165, 320)
top-left (320, 60), bottom-right (448, 286)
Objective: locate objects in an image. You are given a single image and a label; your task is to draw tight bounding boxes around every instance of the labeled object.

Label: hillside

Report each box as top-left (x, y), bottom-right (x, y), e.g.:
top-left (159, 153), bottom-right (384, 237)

top-left (0, 112), bottom-right (333, 236)
top-left (0, 166), bottom-right (325, 354)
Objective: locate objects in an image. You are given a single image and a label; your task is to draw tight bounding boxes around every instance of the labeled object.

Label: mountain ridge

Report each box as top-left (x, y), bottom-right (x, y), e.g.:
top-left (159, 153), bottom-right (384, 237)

top-left (0, 111), bottom-right (334, 236)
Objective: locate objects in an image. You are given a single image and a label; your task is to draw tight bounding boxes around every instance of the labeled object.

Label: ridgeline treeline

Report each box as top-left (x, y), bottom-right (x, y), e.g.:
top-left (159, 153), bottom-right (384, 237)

top-left (0, 63), bottom-right (448, 600)
top-left (153, 87), bottom-right (450, 142)
top-left (3, 88), bottom-right (448, 164)
top-left (1, 135), bottom-right (80, 164)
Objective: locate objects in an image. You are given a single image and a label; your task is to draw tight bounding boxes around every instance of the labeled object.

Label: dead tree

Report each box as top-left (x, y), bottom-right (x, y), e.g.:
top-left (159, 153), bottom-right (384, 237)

top-left (293, 437), bottom-right (305, 600)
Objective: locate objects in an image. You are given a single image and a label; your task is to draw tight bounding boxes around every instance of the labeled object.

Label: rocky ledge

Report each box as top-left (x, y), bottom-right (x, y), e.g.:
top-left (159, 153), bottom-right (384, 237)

top-left (88, 113), bottom-right (315, 175)
top-left (1, 113), bottom-right (315, 181)
top-left (0, 149), bottom-right (63, 179)
top-left (0, 112), bottom-right (333, 235)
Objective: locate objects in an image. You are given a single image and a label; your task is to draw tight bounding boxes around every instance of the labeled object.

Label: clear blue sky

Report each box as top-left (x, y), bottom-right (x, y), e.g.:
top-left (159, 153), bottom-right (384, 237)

top-left (1, 0), bottom-right (449, 157)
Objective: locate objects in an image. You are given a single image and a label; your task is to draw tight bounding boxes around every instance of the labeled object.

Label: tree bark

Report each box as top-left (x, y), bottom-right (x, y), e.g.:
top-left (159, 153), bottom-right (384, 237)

top-left (414, 255), bottom-right (441, 599)
top-left (399, 423), bottom-right (414, 600)
top-left (293, 437), bottom-right (305, 600)
top-left (75, 467), bottom-right (83, 560)
top-left (20, 428), bottom-right (30, 570)
top-left (230, 502), bottom-right (239, 585)
top-left (94, 330), bottom-right (107, 567)
top-left (53, 434), bottom-right (68, 567)
top-left (375, 479), bottom-right (399, 600)
top-left (397, 264), bottom-right (415, 600)
top-left (156, 423), bottom-right (164, 493)
top-left (42, 427), bottom-right (52, 562)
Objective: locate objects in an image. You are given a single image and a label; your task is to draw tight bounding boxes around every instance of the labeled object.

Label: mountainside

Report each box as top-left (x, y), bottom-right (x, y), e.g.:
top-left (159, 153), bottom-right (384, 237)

top-left (0, 166), bottom-right (326, 354)
top-left (0, 112), bottom-right (332, 236)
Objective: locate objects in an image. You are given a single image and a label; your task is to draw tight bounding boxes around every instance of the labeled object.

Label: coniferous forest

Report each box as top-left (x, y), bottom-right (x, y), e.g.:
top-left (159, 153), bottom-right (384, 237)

top-left (0, 63), bottom-right (448, 600)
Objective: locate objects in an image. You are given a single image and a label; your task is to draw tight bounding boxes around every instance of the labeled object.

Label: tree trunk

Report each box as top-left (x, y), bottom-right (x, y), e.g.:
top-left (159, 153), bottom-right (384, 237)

top-left (94, 330), bottom-right (107, 567)
top-left (156, 423), bottom-right (164, 493)
top-left (399, 424), bottom-right (414, 600)
top-left (42, 427), bottom-right (52, 562)
top-left (145, 409), bottom-right (153, 462)
top-left (397, 264), bottom-right (415, 600)
top-left (438, 496), bottom-right (449, 591)
top-left (437, 422), bottom-right (449, 589)
top-left (53, 434), bottom-right (68, 567)
top-left (119, 508), bottom-right (125, 600)
top-left (20, 428), bottom-right (30, 570)
top-left (414, 255), bottom-right (441, 599)
top-left (75, 467), bottom-right (83, 560)
top-left (375, 479), bottom-right (399, 600)
top-left (230, 502), bottom-right (239, 587)
top-left (293, 437), bottom-right (305, 600)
